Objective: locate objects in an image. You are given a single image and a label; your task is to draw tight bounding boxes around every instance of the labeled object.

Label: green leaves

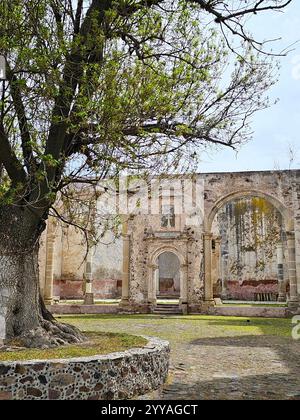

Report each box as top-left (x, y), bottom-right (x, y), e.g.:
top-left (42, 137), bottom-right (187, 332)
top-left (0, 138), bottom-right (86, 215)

top-left (40, 154), bottom-right (60, 168)
top-left (0, 0), bottom-right (277, 211)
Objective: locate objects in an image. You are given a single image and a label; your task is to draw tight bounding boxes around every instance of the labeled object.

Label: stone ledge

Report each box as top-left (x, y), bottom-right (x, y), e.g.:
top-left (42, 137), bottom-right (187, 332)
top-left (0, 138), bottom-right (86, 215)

top-left (47, 304), bottom-right (119, 314)
top-left (209, 306), bottom-right (288, 318)
top-left (0, 336), bottom-right (170, 400)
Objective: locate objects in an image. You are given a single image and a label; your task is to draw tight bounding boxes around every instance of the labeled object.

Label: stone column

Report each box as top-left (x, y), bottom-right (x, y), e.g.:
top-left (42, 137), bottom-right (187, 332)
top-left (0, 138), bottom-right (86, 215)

top-left (211, 242), bottom-right (217, 286)
top-left (287, 231), bottom-right (299, 309)
top-left (277, 242), bottom-right (286, 302)
top-left (215, 237), bottom-right (222, 280)
top-left (44, 221), bottom-right (56, 305)
top-left (155, 267), bottom-right (160, 297)
top-left (179, 264), bottom-right (188, 312)
top-left (203, 232), bottom-right (214, 304)
top-left (148, 264), bottom-right (158, 305)
top-left (83, 248), bottom-right (94, 305)
top-left (220, 250), bottom-right (229, 299)
top-left (213, 237), bottom-right (222, 298)
top-left (121, 219), bottom-right (130, 306)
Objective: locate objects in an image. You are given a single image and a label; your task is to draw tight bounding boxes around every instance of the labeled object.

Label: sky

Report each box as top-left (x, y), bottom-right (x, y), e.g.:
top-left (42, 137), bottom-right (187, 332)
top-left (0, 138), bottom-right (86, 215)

top-left (199, 1), bottom-right (300, 173)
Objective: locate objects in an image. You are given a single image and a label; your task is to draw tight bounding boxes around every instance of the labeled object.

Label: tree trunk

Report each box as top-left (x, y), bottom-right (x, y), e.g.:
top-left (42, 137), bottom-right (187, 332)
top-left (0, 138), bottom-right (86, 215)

top-left (0, 205), bottom-right (85, 348)
top-left (1, 245), bottom-right (40, 339)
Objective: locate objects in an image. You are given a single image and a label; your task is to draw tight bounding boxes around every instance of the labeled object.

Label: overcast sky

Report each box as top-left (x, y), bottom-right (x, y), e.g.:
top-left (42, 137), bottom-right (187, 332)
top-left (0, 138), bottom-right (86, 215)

top-left (199, 1), bottom-right (300, 173)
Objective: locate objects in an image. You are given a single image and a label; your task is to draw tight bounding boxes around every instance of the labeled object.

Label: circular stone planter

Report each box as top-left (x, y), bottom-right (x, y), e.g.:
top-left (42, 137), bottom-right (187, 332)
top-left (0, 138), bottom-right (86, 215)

top-left (0, 336), bottom-right (170, 400)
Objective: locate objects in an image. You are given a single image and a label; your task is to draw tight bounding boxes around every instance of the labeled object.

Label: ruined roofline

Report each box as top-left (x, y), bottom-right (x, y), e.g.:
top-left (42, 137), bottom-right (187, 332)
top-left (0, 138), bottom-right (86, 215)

top-left (139, 168), bottom-right (300, 178)
top-left (118, 168), bottom-right (300, 178)
top-left (124, 168), bottom-right (300, 179)
top-left (198, 168), bottom-right (300, 176)
top-left (64, 168), bottom-right (300, 193)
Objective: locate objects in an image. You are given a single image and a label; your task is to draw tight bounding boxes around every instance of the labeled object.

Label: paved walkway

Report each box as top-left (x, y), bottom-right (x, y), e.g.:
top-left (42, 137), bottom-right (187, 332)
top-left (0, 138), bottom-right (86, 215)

top-left (64, 314), bottom-right (300, 400)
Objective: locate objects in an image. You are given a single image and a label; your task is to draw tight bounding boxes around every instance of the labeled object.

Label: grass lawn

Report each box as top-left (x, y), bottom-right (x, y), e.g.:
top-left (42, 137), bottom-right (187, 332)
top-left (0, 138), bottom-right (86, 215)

top-left (1, 315), bottom-right (294, 363)
top-left (0, 332), bottom-right (147, 362)
top-left (58, 314), bottom-right (295, 342)
top-left (48, 314), bottom-right (299, 400)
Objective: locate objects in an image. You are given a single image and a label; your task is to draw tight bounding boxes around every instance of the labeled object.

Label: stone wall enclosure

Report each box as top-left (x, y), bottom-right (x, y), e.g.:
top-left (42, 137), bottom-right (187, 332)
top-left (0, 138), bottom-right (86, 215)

top-left (0, 337), bottom-right (169, 400)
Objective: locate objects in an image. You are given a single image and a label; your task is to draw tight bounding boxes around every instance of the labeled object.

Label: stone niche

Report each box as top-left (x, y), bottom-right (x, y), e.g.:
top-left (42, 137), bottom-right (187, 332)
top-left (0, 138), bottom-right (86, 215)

top-left (0, 337), bottom-right (170, 400)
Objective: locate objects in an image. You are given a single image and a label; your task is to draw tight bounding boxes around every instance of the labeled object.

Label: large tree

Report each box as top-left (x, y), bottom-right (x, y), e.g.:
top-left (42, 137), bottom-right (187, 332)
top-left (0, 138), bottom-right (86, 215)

top-left (0, 0), bottom-right (292, 347)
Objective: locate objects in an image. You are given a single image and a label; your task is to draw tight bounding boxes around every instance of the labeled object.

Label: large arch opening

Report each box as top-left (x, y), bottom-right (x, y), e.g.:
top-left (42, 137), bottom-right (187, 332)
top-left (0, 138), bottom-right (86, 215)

top-left (212, 196), bottom-right (287, 302)
top-left (205, 190), bottom-right (296, 304)
top-left (206, 190), bottom-right (294, 232)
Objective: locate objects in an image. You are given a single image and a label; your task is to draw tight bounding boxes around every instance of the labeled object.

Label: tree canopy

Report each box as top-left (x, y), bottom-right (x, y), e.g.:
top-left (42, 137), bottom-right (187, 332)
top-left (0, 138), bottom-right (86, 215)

top-left (0, 0), bottom-right (291, 224)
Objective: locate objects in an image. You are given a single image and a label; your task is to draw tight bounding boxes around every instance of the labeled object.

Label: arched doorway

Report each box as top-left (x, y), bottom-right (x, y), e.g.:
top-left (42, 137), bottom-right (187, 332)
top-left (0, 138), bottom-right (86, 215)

top-left (157, 252), bottom-right (180, 298)
top-left (148, 246), bottom-right (188, 308)
top-left (203, 189), bottom-right (298, 308)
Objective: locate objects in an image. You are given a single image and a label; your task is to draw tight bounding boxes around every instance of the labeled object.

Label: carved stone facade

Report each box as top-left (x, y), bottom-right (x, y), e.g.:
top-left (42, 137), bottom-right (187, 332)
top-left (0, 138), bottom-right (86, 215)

top-left (40, 170), bottom-right (300, 313)
top-left (127, 215), bottom-right (203, 313)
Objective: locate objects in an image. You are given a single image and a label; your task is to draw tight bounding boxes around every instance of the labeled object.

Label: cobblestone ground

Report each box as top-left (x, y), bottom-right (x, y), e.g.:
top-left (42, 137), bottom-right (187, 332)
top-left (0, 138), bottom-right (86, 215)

top-left (62, 314), bottom-right (300, 400)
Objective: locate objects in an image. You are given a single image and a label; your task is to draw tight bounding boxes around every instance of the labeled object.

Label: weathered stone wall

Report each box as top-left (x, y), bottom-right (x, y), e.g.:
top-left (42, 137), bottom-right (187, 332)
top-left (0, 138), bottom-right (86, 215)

top-left (39, 226), bottom-right (123, 300)
top-left (128, 214), bottom-right (151, 307)
top-left (225, 280), bottom-right (279, 301)
top-left (214, 198), bottom-right (281, 281)
top-left (39, 170), bottom-right (300, 308)
top-left (202, 170), bottom-right (300, 289)
top-left (0, 337), bottom-right (170, 400)
top-left (210, 305), bottom-right (288, 318)
top-left (49, 304), bottom-right (120, 315)
top-left (53, 279), bottom-right (122, 300)
top-left (211, 196), bottom-right (287, 300)
top-left (294, 183), bottom-right (300, 296)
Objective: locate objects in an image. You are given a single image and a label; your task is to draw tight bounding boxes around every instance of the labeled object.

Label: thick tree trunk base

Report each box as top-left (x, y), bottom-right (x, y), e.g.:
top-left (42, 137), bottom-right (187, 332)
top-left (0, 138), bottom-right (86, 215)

top-left (0, 206), bottom-right (87, 349)
top-left (10, 319), bottom-right (86, 349)
top-left (4, 294), bottom-right (87, 349)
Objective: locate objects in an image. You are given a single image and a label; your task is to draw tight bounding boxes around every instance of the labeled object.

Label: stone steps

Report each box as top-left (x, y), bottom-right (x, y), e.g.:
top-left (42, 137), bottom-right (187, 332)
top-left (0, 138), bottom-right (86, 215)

top-left (153, 304), bottom-right (182, 315)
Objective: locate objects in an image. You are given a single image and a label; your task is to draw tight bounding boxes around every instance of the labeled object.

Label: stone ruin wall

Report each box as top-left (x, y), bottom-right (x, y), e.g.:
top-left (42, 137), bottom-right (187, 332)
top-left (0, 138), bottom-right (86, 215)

top-left (39, 225), bottom-right (123, 300)
top-left (38, 170), bottom-right (300, 303)
top-left (212, 197), bottom-right (286, 300)
top-left (203, 170), bottom-right (300, 300)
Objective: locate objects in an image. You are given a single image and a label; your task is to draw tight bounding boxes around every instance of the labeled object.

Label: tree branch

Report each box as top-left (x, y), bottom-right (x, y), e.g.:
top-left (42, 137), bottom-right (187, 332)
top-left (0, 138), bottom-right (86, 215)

top-left (0, 121), bottom-right (27, 185)
top-left (45, 0), bottom-right (113, 166)
top-left (6, 61), bottom-right (34, 173)
top-left (189, 0), bottom-right (293, 22)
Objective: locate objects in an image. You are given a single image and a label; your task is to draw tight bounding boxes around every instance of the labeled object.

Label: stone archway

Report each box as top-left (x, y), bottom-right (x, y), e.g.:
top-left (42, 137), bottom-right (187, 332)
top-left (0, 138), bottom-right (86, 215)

top-left (203, 189), bottom-right (298, 309)
top-left (205, 189), bottom-right (294, 232)
top-left (157, 252), bottom-right (181, 297)
top-left (148, 246), bottom-right (188, 308)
